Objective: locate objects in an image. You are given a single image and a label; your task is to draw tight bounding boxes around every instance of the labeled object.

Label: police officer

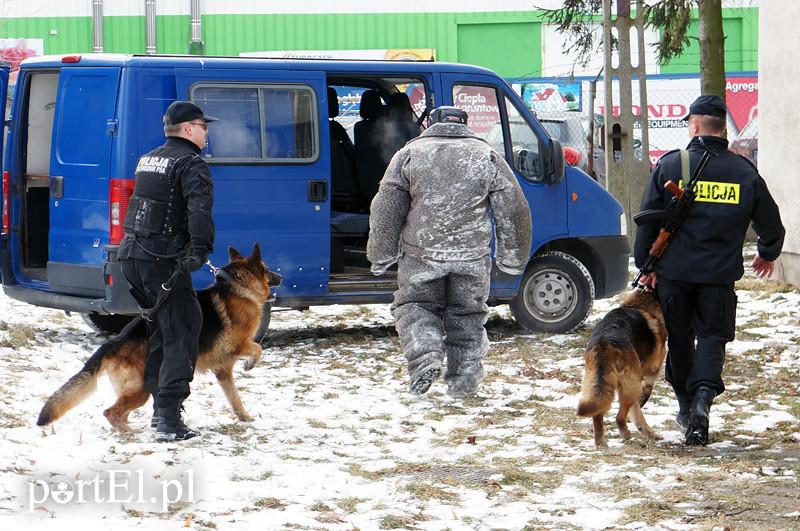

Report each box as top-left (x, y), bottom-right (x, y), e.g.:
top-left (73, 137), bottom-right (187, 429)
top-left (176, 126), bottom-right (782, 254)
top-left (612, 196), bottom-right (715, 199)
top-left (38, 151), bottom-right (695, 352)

top-left (634, 94), bottom-right (784, 446)
top-left (118, 101), bottom-right (216, 442)
top-left (367, 106), bottom-right (532, 398)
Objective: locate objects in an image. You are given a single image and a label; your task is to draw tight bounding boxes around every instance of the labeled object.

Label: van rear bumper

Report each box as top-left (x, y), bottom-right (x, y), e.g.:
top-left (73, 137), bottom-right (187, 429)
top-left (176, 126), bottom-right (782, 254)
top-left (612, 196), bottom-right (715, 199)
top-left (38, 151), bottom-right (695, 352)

top-left (1, 258), bottom-right (140, 315)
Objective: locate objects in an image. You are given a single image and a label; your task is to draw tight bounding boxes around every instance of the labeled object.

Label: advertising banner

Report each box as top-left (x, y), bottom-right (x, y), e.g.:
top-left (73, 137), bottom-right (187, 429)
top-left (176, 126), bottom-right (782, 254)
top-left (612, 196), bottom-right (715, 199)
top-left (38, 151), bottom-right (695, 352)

top-left (520, 82), bottom-right (582, 112)
top-left (0, 38), bottom-right (44, 85)
top-left (592, 75), bottom-right (758, 164)
top-left (240, 48), bottom-right (435, 61)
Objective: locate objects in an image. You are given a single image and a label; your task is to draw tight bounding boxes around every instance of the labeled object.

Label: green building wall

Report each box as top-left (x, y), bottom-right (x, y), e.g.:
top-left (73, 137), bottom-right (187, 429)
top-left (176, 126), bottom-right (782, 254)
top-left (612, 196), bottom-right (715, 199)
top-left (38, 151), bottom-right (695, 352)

top-left (0, 8), bottom-right (758, 77)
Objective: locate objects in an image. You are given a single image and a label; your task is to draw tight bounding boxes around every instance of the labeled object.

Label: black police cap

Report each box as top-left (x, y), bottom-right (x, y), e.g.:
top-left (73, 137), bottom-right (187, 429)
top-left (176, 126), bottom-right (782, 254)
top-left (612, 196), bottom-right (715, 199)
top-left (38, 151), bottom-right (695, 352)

top-left (683, 94), bottom-right (726, 121)
top-left (164, 101), bottom-right (218, 125)
top-left (429, 106), bottom-right (468, 126)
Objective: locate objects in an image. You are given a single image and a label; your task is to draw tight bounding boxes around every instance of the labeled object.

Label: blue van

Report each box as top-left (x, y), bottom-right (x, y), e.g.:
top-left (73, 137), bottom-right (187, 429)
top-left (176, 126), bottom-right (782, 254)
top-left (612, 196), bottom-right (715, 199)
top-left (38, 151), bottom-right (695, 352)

top-left (0, 55), bottom-right (629, 337)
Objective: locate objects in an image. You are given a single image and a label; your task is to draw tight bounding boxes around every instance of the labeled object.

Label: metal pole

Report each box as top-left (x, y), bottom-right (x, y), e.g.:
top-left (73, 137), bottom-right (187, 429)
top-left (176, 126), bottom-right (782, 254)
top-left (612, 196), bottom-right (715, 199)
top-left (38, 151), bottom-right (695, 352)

top-left (189, 0), bottom-right (205, 55)
top-left (145, 0), bottom-right (157, 55)
top-left (602, 0), bottom-right (651, 239)
top-left (586, 68), bottom-right (603, 182)
top-left (92, 0), bottom-right (104, 53)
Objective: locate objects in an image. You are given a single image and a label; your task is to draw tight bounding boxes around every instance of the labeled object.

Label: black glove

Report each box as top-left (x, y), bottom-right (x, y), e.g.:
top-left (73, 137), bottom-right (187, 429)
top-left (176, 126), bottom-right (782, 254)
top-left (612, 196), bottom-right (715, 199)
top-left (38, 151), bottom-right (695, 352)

top-left (180, 255), bottom-right (205, 272)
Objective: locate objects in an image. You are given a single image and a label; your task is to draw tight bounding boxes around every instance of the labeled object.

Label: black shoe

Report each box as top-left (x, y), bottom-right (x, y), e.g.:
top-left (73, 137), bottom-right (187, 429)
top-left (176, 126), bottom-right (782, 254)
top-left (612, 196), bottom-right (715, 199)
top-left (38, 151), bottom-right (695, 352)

top-left (675, 392), bottom-right (692, 431)
top-left (685, 386), bottom-right (715, 446)
top-left (150, 400), bottom-right (160, 430)
top-left (410, 368), bottom-right (441, 395)
top-left (675, 412), bottom-right (689, 431)
top-left (155, 406), bottom-right (200, 442)
top-left (156, 420), bottom-right (200, 442)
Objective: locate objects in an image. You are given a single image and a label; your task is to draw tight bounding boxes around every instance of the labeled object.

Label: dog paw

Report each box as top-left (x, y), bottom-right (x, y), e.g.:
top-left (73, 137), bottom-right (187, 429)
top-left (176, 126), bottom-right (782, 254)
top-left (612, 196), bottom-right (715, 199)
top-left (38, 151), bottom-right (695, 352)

top-left (595, 439), bottom-right (609, 449)
top-left (242, 358), bottom-right (257, 371)
top-left (237, 413), bottom-right (255, 422)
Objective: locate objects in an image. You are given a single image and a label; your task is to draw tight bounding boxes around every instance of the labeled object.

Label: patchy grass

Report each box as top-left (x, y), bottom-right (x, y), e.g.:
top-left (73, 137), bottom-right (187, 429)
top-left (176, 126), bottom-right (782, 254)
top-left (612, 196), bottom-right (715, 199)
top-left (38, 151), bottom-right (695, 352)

top-left (735, 278), bottom-right (797, 294)
top-left (379, 514), bottom-right (418, 529)
top-left (404, 483), bottom-right (460, 504)
top-left (335, 496), bottom-right (367, 514)
top-left (0, 324), bottom-right (37, 349)
top-left (254, 497), bottom-right (287, 510)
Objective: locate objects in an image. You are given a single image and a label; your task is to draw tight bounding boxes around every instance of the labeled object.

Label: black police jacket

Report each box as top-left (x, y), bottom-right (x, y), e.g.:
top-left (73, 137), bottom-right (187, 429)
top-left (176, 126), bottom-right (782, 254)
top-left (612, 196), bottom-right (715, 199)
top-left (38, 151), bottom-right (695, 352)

top-left (634, 135), bottom-right (784, 284)
top-left (118, 137), bottom-right (214, 262)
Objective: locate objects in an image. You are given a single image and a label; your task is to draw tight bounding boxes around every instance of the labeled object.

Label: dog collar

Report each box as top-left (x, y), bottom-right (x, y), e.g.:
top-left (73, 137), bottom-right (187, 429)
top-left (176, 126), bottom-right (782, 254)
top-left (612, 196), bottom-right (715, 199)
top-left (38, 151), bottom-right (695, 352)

top-left (215, 267), bottom-right (235, 284)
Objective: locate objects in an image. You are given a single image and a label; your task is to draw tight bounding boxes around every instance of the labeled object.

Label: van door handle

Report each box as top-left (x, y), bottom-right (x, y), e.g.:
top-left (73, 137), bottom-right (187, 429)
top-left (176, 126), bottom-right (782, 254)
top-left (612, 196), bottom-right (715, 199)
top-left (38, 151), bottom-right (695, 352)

top-left (307, 180), bottom-right (327, 202)
top-left (50, 176), bottom-right (64, 198)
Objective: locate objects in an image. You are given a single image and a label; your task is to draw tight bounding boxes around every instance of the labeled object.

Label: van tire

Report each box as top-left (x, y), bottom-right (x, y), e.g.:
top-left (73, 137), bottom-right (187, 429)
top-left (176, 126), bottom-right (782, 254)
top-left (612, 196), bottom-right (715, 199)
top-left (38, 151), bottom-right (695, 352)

top-left (509, 251), bottom-right (594, 333)
top-left (80, 313), bottom-right (135, 335)
top-left (253, 303), bottom-right (273, 343)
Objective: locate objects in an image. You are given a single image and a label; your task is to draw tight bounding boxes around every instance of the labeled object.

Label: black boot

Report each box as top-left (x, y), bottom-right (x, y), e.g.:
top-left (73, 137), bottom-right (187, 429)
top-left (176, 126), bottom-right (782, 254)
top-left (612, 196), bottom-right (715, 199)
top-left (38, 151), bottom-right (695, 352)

top-left (674, 391), bottom-right (692, 431)
top-left (155, 402), bottom-right (200, 442)
top-left (150, 395), bottom-right (159, 430)
top-left (685, 386), bottom-right (715, 446)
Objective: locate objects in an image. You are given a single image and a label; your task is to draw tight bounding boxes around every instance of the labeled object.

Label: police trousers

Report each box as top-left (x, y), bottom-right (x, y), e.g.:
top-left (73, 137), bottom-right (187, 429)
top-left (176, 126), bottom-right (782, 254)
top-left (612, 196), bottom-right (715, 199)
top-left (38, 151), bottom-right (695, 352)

top-left (657, 278), bottom-right (737, 397)
top-left (120, 259), bottom-right (202, 409)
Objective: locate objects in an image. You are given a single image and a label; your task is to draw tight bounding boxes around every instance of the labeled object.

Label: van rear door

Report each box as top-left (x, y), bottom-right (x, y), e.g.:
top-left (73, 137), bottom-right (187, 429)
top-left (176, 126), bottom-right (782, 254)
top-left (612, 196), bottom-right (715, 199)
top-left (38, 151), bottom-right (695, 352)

top-left (0, 63), bottom-right (10, 283)
top-left (48, 66), bottom-right (120, 296)
top-left (175, 68), bottom-right (330, 300)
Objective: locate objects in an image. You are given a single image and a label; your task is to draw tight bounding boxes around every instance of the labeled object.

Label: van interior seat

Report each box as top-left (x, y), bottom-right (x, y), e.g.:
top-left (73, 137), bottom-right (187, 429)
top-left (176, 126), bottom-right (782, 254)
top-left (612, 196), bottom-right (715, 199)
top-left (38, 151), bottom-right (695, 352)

top-left (327, 87), bottom-right (361, 211)
top-left (381, 92), bottom-right (420, 159)
top-left (330, 210), bottom-right (370, 236)
top-left (354, 89), bottom-right (387, 206)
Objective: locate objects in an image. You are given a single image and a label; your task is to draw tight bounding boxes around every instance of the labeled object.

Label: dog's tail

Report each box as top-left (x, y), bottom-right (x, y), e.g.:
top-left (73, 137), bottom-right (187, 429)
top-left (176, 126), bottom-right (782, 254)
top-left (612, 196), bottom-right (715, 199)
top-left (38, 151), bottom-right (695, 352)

top-left (576, 347), bottom-right (617, 418)
top-left (37, 318), bottom-right (142, 426)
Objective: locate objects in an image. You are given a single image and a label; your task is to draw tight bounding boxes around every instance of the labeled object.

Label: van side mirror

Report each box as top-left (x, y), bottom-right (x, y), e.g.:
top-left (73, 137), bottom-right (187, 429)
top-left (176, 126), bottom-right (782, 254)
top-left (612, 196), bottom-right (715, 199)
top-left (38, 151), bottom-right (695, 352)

top-left (548, 139), bottom-right (565, 184)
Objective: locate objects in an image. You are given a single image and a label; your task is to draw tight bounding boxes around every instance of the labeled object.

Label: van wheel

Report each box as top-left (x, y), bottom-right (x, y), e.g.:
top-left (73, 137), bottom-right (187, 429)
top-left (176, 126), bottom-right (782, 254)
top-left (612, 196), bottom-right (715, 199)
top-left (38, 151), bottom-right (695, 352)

top-left (80, 313), bottom-right (135, 335)
top-left (253, 303), bottom-right (273, 343)
top-left (509, 251), bottom-right (594, 333)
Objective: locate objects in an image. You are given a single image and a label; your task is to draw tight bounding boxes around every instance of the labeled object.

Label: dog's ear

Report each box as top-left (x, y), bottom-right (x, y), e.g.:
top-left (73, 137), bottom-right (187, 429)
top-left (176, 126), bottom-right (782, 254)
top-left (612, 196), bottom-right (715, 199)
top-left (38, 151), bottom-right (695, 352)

top-left (228, 246), bottom-right (244, 261)
top-left (249, 242), bottom-right (262, 264)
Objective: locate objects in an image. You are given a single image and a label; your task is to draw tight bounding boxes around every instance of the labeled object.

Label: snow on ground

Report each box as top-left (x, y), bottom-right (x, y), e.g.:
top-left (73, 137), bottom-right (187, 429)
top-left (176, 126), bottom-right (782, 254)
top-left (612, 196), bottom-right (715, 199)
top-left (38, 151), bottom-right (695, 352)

top-left (0, 258), bottom-right (798, 530)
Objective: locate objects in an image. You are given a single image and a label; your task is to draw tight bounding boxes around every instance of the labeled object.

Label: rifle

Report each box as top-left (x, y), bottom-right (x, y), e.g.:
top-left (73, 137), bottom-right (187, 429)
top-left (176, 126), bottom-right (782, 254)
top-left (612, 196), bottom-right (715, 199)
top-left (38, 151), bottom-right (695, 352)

top-left (631, 137), bottom-right (716, 289)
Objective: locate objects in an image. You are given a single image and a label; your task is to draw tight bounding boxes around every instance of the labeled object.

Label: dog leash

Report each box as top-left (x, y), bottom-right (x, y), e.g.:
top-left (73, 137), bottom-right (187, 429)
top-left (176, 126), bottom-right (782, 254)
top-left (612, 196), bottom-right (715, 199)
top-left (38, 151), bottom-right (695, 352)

top-left (205, 259), bottom-right (235, 284)
top-left (139, 262), bottom-right (187, 322)
top-left (140, 258), bottom-right (234, 322)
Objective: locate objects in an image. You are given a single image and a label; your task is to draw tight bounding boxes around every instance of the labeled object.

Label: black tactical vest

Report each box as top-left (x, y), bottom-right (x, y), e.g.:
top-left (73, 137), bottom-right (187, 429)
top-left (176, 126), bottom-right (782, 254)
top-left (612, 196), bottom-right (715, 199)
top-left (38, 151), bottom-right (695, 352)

top-left (123, 149), bottom-right (196, 240)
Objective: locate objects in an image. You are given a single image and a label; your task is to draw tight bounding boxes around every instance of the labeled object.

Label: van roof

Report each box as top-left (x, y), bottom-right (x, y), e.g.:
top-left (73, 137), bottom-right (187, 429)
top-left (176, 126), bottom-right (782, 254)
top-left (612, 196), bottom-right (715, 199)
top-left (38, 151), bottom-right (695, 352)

top-left (21, 53), bottom-right (500, 76)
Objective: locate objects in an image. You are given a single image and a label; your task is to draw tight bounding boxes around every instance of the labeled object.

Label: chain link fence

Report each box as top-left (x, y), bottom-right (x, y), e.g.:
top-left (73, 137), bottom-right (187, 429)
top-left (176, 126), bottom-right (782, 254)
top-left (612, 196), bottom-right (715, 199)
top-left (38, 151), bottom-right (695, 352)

top-left (511, 73), bottom-right (759, 181)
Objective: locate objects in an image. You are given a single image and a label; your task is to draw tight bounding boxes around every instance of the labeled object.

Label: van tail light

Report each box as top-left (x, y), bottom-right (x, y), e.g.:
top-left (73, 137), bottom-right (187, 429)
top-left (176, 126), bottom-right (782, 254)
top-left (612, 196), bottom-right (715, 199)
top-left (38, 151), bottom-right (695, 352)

top-left (2, 171), bottom-right (9, 236)
top-left (109, 179), bottom-right (135, 245)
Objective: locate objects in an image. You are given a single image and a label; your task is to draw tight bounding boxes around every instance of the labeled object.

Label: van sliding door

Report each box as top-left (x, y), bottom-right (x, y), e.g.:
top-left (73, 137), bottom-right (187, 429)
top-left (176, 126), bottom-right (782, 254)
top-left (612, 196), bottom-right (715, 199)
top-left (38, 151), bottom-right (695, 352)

top-left (175, 68), bottom-right (330, 300)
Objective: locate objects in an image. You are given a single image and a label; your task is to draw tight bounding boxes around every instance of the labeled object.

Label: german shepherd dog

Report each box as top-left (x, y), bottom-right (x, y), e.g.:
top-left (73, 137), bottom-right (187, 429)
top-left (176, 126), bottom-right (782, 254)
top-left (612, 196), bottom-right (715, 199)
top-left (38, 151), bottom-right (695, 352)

top-left (577, 289), bottom-right (667, 448)
top-left (37, 243), bottom-right (282, 431)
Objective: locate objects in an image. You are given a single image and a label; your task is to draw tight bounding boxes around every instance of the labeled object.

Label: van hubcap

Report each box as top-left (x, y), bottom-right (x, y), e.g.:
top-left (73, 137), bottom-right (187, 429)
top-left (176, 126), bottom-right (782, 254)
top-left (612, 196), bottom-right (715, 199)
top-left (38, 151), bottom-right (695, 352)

top-left (524, 268), bottom-right (577, 323)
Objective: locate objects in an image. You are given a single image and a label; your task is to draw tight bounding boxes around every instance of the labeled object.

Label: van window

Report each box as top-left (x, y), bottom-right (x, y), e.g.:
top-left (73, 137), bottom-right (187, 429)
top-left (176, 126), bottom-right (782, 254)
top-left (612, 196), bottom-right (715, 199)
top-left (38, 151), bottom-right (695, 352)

top-left (452, 84), bottom-right (503, 144)
top-left (191, 84), bottom-right (318, 163)
top-left (454, 84), bottom-right (543, 181)
top-left (505, 97), bottom-right (543, 181)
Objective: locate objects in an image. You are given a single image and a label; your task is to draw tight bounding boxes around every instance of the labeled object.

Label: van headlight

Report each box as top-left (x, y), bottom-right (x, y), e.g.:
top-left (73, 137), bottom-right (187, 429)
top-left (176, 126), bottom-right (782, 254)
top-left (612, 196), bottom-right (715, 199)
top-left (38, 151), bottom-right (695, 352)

top-left (620, 213), bottom-right (628, 236)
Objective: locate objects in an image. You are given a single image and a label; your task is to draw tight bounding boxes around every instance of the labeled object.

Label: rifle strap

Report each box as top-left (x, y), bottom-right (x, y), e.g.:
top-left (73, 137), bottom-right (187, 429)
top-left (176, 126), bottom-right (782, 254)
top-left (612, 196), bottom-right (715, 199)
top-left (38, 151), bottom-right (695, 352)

top-left (680, 149), bottom-right (690, 186)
